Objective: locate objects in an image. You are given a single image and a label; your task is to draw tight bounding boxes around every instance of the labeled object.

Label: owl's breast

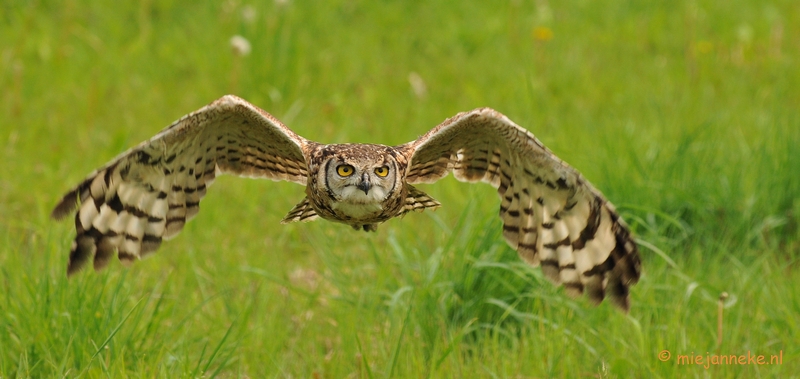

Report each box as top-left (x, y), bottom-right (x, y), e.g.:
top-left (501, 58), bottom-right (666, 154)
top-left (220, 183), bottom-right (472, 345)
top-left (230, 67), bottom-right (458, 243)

top-left (306, 178), bottom-right (405, 226)
top-left (330, 201), bottom-right (384, 220)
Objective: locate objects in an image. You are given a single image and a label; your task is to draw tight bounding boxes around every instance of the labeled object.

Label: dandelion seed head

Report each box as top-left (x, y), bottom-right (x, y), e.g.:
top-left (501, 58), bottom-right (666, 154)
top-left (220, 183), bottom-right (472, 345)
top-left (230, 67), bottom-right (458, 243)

top-left (241, 5), bottom-right (256, 24)
top-left (269, 88), bottom-right (282, 102)
top-left (230, 35), bottom-right (252, 56)
top-left (408, 72), bottom-right (427, 99)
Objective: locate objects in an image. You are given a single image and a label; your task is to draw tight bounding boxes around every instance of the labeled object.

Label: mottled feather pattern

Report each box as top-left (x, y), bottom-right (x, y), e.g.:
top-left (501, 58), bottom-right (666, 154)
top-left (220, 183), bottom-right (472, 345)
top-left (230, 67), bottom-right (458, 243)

top-left (54, 97), bottom-right (640, 311)
top-left (53, 95), bottom-right (309, 275)
top-left (402, 185), bottom-right (441, 214)
top-left (302, 143), bottom-right (426, 230)
top-left (400, 108), bottom-right (641, 310)
top-left (281, 197), bottom-right (320, 224)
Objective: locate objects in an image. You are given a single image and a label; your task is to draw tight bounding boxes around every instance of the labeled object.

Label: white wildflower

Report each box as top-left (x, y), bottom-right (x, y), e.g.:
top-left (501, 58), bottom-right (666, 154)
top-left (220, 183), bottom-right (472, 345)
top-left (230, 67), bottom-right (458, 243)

top-left (241, 5), bottom-right (256, 24)
top-left (230, 35), bottom-right (251, 56)
top-left (408, 72), bottom-right (427, 99)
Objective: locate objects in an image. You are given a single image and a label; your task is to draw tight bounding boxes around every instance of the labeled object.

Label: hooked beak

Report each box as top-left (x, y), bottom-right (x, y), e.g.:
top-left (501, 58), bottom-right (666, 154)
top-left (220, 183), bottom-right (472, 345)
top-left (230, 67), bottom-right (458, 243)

top-left (357, 172), bottom-right (371, 195)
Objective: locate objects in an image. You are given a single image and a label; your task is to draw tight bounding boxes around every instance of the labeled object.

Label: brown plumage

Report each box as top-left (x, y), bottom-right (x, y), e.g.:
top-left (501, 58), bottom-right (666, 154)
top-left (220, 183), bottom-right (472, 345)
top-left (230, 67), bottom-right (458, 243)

top-left (53, 95), bottom-right (641, 311)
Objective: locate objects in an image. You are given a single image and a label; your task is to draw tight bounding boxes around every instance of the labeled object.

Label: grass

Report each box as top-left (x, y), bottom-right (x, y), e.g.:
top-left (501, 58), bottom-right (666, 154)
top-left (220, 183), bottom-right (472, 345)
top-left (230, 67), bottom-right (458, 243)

top-left (1, 0), bottom-right (799, 377)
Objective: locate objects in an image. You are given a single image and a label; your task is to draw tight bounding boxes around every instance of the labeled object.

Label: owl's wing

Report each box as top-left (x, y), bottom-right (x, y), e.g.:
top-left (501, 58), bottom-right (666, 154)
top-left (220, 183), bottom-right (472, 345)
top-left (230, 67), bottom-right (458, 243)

top-left (52, 95), bottom-right (312, 275)
top-left (398, 108), bottom-right (641, 311)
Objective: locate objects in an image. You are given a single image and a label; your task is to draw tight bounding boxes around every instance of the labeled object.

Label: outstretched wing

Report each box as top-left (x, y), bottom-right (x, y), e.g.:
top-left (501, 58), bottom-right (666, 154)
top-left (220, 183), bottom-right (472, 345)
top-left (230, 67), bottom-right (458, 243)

top-left (52, 95), bottom-right (311, 275)
top-left (398, 108), bottom-right (641, 311)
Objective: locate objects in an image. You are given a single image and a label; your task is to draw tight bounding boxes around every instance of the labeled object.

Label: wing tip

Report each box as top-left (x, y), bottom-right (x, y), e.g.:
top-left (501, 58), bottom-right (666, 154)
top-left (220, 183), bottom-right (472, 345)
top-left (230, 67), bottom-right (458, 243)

top-left (281, 197), bottom-right (320, 224)
top-left (215, 94), bottom-right (245, 104)
top-left (52, 188), bottom-right (80, 221)
top-left (66, 237), bottom-right (94, 277)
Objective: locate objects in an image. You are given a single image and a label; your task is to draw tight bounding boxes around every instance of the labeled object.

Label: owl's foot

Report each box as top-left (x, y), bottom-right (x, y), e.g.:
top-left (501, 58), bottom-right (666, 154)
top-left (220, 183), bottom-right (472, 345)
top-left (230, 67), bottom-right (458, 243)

top-left (352, 223), bottom-right (379, 232)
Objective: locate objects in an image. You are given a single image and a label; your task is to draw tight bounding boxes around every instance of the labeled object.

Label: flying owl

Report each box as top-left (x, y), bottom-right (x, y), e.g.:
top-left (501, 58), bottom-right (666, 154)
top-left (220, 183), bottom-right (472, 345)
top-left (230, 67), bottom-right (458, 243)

top-left (53, 95), bottom-right (641, 310)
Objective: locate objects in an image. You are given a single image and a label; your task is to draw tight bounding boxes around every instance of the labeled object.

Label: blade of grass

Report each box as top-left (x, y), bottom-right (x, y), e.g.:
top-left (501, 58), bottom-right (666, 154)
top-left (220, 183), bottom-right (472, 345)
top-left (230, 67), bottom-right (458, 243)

top-left (387, 294), bottom-right (413, 378)
top-left (90, 297), bottom-right (144, 361)
top-left (201, 320), bottom-right (237, 377)
top-left (355, 333), bottom-right (374, 379)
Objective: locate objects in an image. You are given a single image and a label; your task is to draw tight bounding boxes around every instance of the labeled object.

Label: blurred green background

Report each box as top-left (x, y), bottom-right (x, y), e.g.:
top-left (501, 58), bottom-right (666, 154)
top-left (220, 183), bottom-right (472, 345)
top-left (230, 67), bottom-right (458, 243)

top-left (1, 0), bottom-right (798, 377)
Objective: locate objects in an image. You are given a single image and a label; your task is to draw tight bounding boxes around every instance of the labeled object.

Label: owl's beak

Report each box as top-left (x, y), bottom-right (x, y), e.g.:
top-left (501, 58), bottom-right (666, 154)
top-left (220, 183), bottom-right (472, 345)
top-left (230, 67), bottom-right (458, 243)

top-left (357, 172), bottom-right (371, 195)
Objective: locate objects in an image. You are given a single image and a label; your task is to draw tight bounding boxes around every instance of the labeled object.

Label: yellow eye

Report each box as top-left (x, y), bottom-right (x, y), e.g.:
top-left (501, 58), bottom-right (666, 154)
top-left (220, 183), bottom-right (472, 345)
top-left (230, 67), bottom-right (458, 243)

top-left (336, 164), bottom-right (355, 177)
top-left (374, 166), bottom-right (389, 177)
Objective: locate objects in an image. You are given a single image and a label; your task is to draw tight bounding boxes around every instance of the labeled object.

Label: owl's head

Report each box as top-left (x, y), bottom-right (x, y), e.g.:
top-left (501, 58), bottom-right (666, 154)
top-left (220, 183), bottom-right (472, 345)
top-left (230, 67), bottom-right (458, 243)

top-left (320, 144), bottom-right (400, 204)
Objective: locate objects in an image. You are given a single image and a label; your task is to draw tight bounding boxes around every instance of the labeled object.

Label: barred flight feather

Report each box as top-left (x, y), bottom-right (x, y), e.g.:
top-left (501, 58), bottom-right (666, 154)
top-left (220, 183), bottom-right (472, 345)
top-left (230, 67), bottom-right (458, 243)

top-left (399, 108), bottom-right (641, 311)
top-left (281, 197), bottom-right (320, 224)
top-left (54, 97), bottom-right (640, 312)
top-left (53, 95), bottom-right (309, 276)
top-left (401, 185), bottom-right (441, 214)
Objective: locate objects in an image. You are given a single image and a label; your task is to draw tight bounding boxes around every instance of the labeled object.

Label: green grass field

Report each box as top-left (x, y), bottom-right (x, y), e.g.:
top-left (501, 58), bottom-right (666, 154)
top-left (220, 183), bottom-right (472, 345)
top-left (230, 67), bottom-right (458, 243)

top-left (2, 0), bottom-right (798, 377)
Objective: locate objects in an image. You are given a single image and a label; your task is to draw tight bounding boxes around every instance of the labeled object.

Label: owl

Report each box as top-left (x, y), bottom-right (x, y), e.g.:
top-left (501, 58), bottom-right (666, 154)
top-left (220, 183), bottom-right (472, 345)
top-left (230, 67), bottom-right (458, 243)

top-left (53, 95), bottom-right (641, 310)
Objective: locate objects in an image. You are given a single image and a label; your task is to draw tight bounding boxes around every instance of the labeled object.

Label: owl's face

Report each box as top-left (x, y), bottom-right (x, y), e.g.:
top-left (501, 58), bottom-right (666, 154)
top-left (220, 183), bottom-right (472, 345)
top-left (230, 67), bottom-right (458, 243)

top-left (324, 155), bottom-right (398, 204)
top-left (305, 143), bottom-right (407, 227)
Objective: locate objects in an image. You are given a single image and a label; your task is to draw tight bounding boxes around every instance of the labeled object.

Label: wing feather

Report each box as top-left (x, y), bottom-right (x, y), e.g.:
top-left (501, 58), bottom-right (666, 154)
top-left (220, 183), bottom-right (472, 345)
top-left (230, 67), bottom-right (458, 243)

top-left (399, 108), bottom-right (641, 311)
top-left (53, 95), bottom-right (311, 275)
